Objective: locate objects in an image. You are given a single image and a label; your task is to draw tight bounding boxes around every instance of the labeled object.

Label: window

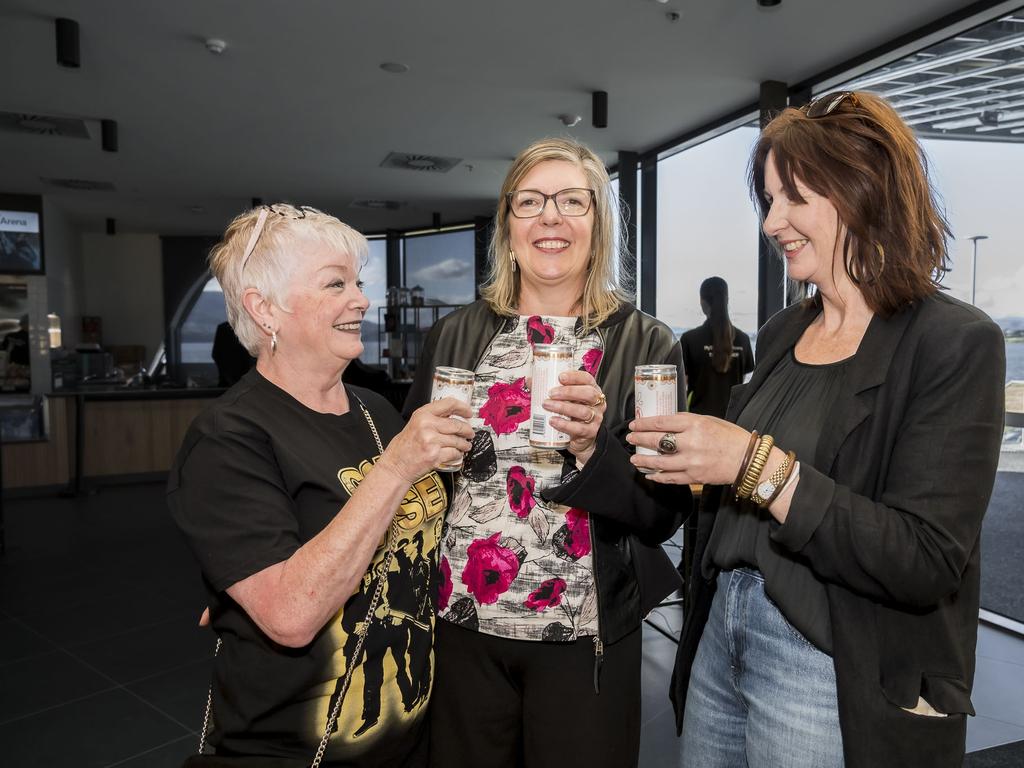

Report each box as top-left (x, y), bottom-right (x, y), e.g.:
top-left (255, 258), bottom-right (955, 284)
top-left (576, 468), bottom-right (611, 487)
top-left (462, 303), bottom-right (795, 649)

top-left (360, 238), bottom-right (387, 365)
top-left (178, 277), bottom-right (227, 383)
top-left (656, 126), bottom-right (761, 342)
top-left (403, 228), bottom-right (476, 306)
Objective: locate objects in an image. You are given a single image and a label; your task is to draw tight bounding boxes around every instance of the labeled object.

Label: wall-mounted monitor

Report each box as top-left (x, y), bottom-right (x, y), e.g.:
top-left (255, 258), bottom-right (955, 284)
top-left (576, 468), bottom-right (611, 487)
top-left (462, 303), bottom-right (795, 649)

top-left (0, 193), bottom-right (45, 275)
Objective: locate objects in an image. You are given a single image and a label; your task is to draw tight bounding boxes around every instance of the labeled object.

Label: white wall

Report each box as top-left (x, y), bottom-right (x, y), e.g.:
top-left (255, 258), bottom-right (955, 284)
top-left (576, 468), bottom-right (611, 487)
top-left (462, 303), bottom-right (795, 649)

top-left (81, 233), bottom-right (164, 359)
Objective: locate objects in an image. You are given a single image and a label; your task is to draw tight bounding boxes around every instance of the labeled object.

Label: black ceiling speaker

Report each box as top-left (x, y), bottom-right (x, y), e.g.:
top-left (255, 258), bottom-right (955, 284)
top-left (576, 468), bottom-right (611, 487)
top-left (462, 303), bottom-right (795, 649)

top-left (592, 91), bottom-right (608, 129)
top-left (106, 217), bottom-right (116, 235)
top-left (101, 119), bottom-right (117, 152)
top-left (55, 18), bottom-right (80, 68)
top-left (251, 197), bottom-right (263, 208)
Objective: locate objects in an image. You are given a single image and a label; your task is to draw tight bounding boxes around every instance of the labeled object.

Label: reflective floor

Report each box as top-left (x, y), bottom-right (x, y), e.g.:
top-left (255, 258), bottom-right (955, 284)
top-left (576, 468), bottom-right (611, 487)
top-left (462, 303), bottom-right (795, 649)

top-left (1, 482), bottom-right (1022, 767)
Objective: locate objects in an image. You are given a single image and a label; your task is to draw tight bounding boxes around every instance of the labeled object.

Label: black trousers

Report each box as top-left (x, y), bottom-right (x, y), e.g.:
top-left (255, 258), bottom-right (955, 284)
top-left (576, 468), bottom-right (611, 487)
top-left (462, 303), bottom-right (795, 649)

top-left (428, 620), bottom-right (642, 768)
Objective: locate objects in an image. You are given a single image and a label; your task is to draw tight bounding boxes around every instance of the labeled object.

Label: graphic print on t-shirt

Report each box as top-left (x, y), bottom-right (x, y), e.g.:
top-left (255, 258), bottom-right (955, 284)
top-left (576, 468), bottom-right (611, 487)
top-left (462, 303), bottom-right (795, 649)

top-left (307, 460), bottom-right (446, 750)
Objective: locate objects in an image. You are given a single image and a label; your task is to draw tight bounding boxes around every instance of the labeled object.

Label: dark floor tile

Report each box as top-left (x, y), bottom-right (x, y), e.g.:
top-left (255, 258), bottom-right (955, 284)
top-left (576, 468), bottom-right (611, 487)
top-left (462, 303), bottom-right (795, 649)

top-left (965, 738), bottom-right (1024, 767)
top-left (127, 657), bottom-right (215, 731)
top-left (0, 649), bottom-right (114, 723)
top-left (967, 715), bottom-right (1024, 753)
top-left (17, 586), bottom-right (200, 649)
top-left (977, 624), bottom-right (1024, 668)
top-left (0, 687), bottom-right (188, 768)
top-left (0, 615), bottom-right (57, 665)
top-left (639, 706), bottom-right (681, 768)
top-left (71, 615), bottom-right (215, 685)
top-left (108, 735), bottom-right (197, 768)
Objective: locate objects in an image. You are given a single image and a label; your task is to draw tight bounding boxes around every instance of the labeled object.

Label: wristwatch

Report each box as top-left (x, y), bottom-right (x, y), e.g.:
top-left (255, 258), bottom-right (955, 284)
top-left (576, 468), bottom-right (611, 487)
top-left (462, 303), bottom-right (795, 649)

top-left (751, 451), bottom-right (794, 507)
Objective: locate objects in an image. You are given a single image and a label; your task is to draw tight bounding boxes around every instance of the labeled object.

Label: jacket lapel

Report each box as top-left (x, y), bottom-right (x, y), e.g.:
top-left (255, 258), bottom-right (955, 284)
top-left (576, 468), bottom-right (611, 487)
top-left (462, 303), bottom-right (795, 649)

top-left (813, 304), bottom-right (915, 475)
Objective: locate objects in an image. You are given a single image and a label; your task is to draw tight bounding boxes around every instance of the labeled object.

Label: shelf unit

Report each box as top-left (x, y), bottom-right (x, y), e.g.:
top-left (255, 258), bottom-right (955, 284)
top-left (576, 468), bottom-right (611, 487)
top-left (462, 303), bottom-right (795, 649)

top-left (377, 304), bottom-right (463, 381)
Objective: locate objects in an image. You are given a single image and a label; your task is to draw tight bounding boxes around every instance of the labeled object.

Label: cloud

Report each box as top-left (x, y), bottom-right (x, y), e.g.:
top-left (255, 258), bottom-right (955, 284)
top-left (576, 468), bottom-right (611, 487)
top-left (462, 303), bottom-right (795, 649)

top-left (411, 258), bottom-right (473, 282)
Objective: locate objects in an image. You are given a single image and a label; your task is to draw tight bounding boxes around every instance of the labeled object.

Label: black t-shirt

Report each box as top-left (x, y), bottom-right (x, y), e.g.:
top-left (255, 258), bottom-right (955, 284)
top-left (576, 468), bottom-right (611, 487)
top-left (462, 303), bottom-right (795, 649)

top-left (704, 348), bottom-right (850, 653)
top-left (680, 321), bottom-right (754, 418)
top-left (168, 369), bottom-right (447, 767)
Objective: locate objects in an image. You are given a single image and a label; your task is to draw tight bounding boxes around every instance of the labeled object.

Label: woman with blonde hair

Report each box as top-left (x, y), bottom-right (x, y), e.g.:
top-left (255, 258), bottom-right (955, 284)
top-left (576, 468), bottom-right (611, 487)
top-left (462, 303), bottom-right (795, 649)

top-left (404, 138), bottom-right (688, 767)
top-left (169, 204), bottom-right (474, 767)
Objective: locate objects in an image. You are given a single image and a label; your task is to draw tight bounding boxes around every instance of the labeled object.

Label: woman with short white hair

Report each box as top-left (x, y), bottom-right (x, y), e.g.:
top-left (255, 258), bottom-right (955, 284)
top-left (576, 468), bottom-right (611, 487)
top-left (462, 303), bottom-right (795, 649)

top-left (169, 203), bottom-right (473, 767)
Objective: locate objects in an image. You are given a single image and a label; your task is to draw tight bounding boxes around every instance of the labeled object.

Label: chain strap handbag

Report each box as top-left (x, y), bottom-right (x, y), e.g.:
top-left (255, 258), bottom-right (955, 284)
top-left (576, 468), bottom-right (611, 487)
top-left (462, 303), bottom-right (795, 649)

top-left (194, 397), bottom-right (398, 768)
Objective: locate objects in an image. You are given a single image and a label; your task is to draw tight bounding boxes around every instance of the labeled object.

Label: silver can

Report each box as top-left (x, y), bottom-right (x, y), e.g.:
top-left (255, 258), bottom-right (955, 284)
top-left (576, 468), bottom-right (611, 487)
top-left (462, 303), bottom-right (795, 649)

top-left (634, 364), bottom-right (678, 474)
top-left (430, 366), bottom-right (475, 472)
top-left (529, 343), bottom-right (574, 448)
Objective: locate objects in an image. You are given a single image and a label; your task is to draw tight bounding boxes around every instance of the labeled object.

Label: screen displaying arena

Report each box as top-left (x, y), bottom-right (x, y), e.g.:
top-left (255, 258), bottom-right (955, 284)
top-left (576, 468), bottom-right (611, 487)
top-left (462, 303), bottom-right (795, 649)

top-left (0, 194), bottom-right (44, 274)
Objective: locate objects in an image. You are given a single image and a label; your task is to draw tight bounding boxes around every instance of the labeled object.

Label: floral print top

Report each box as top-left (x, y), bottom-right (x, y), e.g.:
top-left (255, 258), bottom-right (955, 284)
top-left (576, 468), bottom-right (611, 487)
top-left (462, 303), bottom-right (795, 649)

top-left (437, 314), bottom-right (605, 641)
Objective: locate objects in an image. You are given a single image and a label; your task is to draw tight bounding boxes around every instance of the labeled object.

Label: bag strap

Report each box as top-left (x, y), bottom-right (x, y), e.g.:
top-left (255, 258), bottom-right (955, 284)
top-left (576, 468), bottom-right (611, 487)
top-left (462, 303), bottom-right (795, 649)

top-left (198, 396), bottom-right (399, 768)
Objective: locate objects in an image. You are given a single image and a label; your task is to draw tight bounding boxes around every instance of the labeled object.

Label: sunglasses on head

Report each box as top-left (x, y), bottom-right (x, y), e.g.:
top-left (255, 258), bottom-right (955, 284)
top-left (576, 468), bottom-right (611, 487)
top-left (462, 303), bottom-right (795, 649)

top-left (803, 91), bottom-right (858, 118)
top-left (240, 204), bottom-right (322, 271)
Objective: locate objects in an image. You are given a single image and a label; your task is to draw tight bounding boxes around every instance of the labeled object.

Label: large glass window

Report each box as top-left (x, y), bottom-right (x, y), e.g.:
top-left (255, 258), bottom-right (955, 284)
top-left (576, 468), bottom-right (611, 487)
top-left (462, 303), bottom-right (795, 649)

top-left (655, 126), bottom-right (761, 341)
top-left (403, 228), bottom-right (475, 306)
top-left (360, 237), bottom-right (387, 365)
top-left (178, 277), bottom-right (227, 384)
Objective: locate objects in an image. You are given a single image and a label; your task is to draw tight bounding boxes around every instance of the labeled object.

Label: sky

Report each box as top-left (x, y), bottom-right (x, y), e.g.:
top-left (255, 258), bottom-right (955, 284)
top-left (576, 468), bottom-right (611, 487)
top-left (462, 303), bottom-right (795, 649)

top-left (654, 126), bottom-right (1023, 334)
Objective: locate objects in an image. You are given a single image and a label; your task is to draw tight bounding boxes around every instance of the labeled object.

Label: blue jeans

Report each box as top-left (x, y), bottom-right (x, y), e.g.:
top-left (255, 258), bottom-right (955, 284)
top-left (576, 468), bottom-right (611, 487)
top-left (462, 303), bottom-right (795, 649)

top-left (680, 568), bottom-right (844, 768)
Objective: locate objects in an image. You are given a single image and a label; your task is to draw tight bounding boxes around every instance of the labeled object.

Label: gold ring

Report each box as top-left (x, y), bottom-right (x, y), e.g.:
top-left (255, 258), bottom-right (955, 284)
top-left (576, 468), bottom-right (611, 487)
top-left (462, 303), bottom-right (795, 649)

top-left (582, 407), bottom-right (596, 425)
top-left (590, 392), bottom-right (607, 408)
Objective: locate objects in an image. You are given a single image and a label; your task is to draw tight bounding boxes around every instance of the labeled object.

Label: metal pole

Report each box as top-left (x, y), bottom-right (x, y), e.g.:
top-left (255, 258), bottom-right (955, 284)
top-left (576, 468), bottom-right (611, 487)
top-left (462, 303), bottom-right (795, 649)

top-left (967, 235), bottom-right (988, 307)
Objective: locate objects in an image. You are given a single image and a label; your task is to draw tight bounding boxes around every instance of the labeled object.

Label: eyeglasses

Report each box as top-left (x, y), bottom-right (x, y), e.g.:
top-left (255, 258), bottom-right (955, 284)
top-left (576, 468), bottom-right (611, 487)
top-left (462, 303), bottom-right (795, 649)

top-left (241, 204), bottom-right (322, 271)
top-left (507, 188), bottom-right (595, 218)
top-left (803, 91), bottom-right (857, 118)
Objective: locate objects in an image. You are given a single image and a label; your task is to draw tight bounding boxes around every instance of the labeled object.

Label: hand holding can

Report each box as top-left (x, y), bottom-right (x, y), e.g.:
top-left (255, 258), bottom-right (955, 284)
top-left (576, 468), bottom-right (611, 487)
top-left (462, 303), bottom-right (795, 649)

top-left (431, 366), bottom-right (475, 472)
top-left (634, 364), bottom-right (678, 474)
top-left (530, 343), bottom-right (574, 448)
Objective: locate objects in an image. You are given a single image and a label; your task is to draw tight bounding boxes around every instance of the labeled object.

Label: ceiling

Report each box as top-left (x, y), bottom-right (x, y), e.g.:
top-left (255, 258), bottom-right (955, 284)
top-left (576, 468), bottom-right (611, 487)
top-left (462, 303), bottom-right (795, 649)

top-left (0, 0), bottom-right (1013, 236)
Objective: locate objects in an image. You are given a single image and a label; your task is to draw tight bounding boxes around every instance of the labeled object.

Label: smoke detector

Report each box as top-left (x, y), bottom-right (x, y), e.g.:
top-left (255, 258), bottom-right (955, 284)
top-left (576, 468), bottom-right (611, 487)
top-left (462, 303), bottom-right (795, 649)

top-left (205, 38), bottom-right (227, 55)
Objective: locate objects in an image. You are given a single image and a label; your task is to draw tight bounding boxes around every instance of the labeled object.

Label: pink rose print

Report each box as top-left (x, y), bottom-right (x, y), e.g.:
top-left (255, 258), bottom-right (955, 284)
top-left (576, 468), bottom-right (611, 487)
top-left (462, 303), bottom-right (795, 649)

top-left (524, 578), bottom-right (567, 612)
top-left (438, 556), bottom-right (453, 612)
top-left (506, 465), bottom-right (537, 519)
top-left (563, 507), bottom-right (592, 558)
top-left (461, 532), bottom-right (521, 605)
top-left (479, 377), bottom-right (531, 435)
top-left (526, 315), bottom-right (555, 346)
top-left (581, 348), bottom-right (604, 375)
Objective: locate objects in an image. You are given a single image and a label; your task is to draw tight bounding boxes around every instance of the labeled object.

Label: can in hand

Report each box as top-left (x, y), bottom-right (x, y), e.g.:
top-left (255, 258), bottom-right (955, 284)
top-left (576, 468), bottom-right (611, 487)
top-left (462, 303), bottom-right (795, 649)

top-left (634, 364), bottom-right (678, 474)
top-left (529, 343), bottom-right (574, 448)
top-left (431, 366), bottom-right (475, 472)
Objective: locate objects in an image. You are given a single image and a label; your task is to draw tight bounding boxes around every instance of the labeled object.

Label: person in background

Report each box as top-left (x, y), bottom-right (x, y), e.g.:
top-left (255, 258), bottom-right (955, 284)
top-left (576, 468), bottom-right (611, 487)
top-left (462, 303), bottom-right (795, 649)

top-left (404, 138), bottom-right (688, 768)
top-left (211, 320), bottom-right (254, 386)
top-left (680, 277), bottom-right (753, 419)
top-left (169, 204), bottom-right (473, 767)
top-left (628, 92), bottom-right (1005, 768)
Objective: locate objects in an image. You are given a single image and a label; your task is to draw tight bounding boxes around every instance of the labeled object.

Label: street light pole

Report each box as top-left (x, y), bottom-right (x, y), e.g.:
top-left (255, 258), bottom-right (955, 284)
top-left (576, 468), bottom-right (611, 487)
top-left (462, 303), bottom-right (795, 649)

top-left (967, 235), bottom-right (989, 306)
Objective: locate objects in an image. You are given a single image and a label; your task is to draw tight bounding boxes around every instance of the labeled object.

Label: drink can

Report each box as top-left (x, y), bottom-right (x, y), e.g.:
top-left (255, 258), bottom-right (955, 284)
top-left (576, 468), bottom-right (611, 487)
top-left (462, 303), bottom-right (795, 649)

top-left (634, 364), bottom-right (678, 474)
top-left (529, 343), bottom-right (574, 448)
top-left (431, 366), bottom-right (475, 472)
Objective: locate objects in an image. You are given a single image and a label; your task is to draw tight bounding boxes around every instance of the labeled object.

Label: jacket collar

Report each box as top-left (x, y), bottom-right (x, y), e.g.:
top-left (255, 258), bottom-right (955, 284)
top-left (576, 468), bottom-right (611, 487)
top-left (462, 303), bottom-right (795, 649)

top-left (727, 299), bottom-right (917, 474)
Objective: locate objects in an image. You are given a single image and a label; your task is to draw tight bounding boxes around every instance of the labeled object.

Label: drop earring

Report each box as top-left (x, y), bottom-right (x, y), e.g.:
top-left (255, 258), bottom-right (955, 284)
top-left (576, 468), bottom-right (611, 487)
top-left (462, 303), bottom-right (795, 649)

top-left (509, 249), bottom-right (517, 272)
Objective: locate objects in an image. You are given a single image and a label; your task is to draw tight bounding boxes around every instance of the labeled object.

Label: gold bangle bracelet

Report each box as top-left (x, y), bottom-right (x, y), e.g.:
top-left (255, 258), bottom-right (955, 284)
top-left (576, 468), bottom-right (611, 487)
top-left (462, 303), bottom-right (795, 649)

top-left (737, 434), bottom-right (774, 499)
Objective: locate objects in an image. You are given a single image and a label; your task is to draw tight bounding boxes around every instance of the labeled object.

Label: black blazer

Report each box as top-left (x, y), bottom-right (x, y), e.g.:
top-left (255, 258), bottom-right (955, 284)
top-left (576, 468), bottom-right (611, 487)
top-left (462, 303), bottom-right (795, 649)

top-left (671, 292), bottom-right (1005, 768)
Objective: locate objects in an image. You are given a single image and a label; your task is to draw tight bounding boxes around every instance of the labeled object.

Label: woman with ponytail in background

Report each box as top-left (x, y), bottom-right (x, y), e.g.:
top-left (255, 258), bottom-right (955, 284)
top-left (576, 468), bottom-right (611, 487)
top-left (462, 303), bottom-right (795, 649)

top-left (679, 277), bottom-right (753, 418)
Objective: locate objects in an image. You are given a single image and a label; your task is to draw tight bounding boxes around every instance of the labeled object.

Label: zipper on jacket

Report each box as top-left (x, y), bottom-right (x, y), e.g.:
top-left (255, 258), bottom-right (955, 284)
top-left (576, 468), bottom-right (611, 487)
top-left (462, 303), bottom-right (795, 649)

top-left (592, 635), bottom-right (604, 694)
top-left (589, 326), bottom-right (607, 695)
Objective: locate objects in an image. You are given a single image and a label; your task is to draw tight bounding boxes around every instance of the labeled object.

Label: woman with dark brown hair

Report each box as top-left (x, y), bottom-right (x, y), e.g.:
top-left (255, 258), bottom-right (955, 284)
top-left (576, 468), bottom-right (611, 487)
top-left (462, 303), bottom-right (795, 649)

top-left (628, 91), bottom-right (1004, 768)
top-left (680, 277), bottom-right (753, 418)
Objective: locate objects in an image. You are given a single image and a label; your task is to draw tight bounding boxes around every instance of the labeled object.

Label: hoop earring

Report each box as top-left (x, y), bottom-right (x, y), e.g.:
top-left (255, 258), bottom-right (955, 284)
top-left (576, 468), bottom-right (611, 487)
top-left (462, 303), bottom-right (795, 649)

top-left (873, 242), bottom-right (886, 281)
top-left (271, 331), bottom-right (278, 355)
top-left (509, 249), bottom-right (516, 272)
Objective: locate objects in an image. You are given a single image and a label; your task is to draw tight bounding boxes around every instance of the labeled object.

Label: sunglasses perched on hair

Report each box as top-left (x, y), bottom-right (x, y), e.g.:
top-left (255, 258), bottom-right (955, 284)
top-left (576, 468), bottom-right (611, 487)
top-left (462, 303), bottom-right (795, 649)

top-left (803, 91), bottom-right (858, 118)
top-left (241, 204), bottom-right (323, 271)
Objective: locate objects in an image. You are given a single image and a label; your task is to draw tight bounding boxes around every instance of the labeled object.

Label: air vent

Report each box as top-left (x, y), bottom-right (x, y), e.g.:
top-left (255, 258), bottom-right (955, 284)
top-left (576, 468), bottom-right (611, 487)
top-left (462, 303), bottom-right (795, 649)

top-left (350, 199), bottom-right (404, 211)
top-left (0, 111), bottom-right (90, 138)
top-left (40, 177), bottom-right (116, 191)
top-left (380, 152), bottom-right (461, 173)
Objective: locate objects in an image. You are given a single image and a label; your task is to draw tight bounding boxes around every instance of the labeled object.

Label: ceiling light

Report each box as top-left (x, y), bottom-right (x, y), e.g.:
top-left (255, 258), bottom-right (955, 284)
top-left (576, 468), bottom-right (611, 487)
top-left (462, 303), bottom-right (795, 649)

top-left (559, 114), bottom-right (582, 127)
top-left (205, 38), bottom-right (227, 55)
top-left (380, 62), bottom-right (410, 74)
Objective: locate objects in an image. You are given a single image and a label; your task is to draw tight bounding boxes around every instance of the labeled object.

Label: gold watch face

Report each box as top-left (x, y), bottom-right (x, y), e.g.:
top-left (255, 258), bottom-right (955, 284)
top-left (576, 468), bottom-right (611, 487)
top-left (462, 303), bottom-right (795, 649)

top-left (755, 479), bottom-right (776, 502)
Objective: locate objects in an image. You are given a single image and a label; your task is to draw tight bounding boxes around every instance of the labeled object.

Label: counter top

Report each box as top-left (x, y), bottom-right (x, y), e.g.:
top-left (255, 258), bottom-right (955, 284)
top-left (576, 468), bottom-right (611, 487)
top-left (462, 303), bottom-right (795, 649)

top-left (48, 387), bottom-right (226, 401)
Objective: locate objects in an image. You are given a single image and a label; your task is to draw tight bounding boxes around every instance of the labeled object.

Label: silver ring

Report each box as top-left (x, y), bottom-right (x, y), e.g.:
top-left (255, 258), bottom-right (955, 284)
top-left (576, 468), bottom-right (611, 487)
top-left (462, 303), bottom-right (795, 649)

top-left (658, 433), bottom-right (677, 454)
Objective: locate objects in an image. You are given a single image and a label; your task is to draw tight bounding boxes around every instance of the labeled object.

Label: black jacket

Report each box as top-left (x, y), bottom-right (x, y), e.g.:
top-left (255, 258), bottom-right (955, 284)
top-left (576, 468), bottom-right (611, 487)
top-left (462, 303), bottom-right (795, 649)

top-left (680, 321), bottom-right (753, 419)
top-left (404, 300), bottom-right (689, 645)
top-left (671, 292), bottom-right (1005, 768)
